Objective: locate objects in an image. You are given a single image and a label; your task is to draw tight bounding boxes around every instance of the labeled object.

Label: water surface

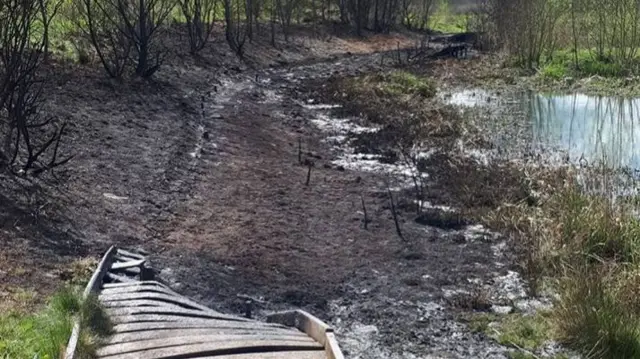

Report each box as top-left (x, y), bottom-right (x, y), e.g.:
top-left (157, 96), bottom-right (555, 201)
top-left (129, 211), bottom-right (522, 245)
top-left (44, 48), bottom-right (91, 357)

top-left (529, 93), bottom-right (640, 170)
top-left (447, 89), bottom-right (640, 172)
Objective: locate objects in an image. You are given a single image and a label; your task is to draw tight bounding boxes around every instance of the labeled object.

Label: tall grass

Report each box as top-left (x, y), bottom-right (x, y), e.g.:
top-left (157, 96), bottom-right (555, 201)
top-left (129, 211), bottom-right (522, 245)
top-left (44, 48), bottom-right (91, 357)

top-left (487, 170), bottom-right (640, 359)
top-left (555, 269), bottom-right (640, 359)
top-left (0, 287), bottom-right (112, 359)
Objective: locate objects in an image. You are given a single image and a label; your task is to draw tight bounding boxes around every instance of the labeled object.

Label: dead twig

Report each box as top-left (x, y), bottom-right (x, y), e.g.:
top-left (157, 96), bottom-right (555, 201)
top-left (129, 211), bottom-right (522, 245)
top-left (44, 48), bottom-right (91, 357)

top-left (387, 183), bottom-right (403, 240)
top-left (361, 194), bottom-right (368, 230)
top-left (305, 162), bottom-right (312, 186)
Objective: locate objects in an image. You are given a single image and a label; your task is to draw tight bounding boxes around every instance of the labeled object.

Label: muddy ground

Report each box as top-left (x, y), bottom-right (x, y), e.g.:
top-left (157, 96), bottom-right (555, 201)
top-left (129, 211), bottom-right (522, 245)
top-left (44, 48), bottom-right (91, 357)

top-left (1, 26), bottom-right (543, 358)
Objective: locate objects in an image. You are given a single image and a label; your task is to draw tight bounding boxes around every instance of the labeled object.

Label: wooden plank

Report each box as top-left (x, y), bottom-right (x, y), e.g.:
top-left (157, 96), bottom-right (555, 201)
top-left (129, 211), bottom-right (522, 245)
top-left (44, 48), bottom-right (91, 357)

top-left (110, 314), bottom-right (258, 325)
top-left (267, 310), bottom-right (332, 345)
top-left (324, 333), bottom-right (344, 359)
top-left (102, 281), bottom-right (169, 289)
top-left (111, 259), bottom-right (145, 270)
top-left (111, 266), bottom-right (141, 275)
top-left (195, 351), bottom-right (326, 359)
top-left (100, 292), bottom-right (221, 315)
top-left (105, 306), bottom-right (245, 322)
top-left (98, 334), bottom-right (319, 356)
top-left (296, 311), bottom-right (332, 346)
top-left (101, 285), bottom-right (174, 297)
top-left (117, 248), bottom-right (145, 260)
top-left (106, 272), bottom-right (137, 283)
top-left (101, 287), bottom-right (176, 298)
top-left (64, 246), bottom-right (117, 359)
top-left (114, 254), bottom-right (141, 263)
top-left (98, 340), bottom-right (324, 359)
top-left (102, 300), bottom-right (188, 310)
top-left (112, 320), bottom-right (289, 334)
top-left (107, 328), bottom-right (309, 345)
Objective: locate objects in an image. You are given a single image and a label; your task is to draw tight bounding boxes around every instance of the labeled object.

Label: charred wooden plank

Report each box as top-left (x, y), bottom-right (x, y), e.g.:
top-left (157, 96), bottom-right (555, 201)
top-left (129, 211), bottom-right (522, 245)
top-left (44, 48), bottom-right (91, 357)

top-left (100, 292), bottom-right (232, 316)
top-left (112, 320), bottom-right (289, 334)
top-left (107, 328), bottom-right (309, 345)
top-left (111, 259), bottom-right (146, 270)
top-left (98, 340), bottom-right (323, 359)
top-left (105, 306), bottom-right (247, 322)
top-left (102, 281), bottom-right (169, 289)
top-left (196, 351), bottom-right (326, 359)
top-left (98, 334), bottom-right (319, 356)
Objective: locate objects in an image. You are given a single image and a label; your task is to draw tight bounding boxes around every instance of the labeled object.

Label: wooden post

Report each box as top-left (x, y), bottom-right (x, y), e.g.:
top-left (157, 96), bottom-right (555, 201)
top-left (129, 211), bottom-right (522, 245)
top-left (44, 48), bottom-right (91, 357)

top-left (305, 164), bottom-right (312, 186)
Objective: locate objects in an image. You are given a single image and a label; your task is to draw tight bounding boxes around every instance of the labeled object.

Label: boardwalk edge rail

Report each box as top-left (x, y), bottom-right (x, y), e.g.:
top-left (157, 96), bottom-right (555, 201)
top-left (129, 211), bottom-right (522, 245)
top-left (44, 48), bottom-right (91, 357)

top-left (64, 245), bottom-right (117, 359)
top-left (267, 309), bottom-right (345, 359)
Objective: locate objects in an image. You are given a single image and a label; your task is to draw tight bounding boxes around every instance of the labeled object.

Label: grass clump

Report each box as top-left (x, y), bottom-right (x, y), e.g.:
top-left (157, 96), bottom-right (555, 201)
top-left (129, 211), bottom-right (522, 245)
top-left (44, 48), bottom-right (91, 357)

top-left (367, 71), bottom-right (436, 98)
top-left (496, 313), bottom-right (553, 351)
top-left (466, 312), bottom-right (555, 356)
top-left (468, 312), bottom-right (553, 350)
top-left (554, 270), bottom-right (640, 359)
top-left (540, 63), bottom-right (567, 81)
top-left (0, 286), bottom-right (112, 359)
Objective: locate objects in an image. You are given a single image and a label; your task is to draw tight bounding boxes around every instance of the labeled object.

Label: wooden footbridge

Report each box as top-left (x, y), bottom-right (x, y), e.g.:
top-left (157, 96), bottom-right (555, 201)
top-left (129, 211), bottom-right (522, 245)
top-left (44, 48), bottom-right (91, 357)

top-left (64, 246), bottom-right (344, 359)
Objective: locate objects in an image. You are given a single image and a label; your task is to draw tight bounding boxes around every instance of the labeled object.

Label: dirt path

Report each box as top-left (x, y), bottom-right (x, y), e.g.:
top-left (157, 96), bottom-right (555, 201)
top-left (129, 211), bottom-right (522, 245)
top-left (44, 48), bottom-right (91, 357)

top-left (148, 53), bottom-right (517, 358)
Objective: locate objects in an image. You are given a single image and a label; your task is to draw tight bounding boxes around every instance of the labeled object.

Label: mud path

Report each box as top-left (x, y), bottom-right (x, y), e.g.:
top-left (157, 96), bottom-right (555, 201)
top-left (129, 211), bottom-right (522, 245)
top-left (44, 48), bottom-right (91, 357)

top-left (149, 53), bottom-right (525, 359)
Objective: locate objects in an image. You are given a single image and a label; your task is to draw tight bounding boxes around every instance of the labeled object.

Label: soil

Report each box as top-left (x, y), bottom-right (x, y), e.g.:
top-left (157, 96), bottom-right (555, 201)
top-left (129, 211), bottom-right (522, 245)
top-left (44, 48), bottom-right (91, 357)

top-left (1, 25), bottom-right (534, 358)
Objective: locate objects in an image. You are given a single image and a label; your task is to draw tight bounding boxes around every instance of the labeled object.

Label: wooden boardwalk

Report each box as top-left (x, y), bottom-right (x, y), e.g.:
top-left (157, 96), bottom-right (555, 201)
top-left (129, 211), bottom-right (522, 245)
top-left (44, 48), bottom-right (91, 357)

top-left (65, 246), bottom-right (344, 359)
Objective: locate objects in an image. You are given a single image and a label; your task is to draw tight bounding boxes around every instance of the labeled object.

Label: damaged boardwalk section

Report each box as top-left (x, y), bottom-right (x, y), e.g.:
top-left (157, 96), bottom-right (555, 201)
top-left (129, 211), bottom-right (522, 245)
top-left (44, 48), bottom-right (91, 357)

top-left (65, 246), bottom-right (344, 359)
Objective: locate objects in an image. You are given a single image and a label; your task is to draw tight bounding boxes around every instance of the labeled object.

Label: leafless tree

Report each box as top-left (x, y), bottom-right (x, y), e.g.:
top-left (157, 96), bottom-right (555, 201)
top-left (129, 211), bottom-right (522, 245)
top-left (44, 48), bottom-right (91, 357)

top-left (224, 0), bottom-right (249, 57)
top-left (179, 0), bottom-right (218, 53)
top-left (0, 0), bottom-right (70, 173)
top-left (113, 0), bottom-right (174, 76)
top-left (488, 0), bottom-right (563, 68)
top-left (37, 0), bottom-right (65, 62)
top-left (78, 0), bottom-right (174, 77)
top-left (276, 0), bottom-right (298, 41)
top-left (77, 0), bottom-right (132, 78)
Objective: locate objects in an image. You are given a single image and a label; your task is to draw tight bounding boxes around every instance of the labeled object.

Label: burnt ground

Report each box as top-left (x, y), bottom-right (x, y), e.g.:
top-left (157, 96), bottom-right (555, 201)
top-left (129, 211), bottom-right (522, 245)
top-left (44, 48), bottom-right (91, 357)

top-left (154, 55), bottom-right (518, 358)
top-left (0, 26), bottom-right (530, 358)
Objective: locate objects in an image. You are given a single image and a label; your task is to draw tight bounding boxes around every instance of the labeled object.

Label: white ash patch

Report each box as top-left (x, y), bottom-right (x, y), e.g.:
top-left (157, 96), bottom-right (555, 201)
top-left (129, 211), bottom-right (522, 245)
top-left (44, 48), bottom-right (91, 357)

top-left (492, 270), bottom-right (527, 302)
top-left (417, 200), bottom-right (457, 213)
top-left (310, 113), bottom-right (379, 135)
top-left (491, 241), bottom-right (508, 258)
top-left (463, 224), bottom-right (499, 242)
top-left (302, 102), bottom-right (342, 110)
top-left (442, 88), bottom-right (496, 108)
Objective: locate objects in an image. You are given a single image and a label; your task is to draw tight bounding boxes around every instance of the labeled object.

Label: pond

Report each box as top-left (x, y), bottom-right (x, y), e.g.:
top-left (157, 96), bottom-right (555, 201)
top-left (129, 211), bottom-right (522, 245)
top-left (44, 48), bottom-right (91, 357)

top-left (447, 89), bottom-right (640, 172)
top-left (529, 93), bottom-right (640, 171)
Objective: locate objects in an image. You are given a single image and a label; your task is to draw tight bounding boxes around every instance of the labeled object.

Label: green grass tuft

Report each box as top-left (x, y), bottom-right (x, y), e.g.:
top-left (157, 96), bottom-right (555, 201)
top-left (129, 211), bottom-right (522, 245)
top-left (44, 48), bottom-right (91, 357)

top-left (368, 71), bottom-right (436, 98)
top-left (540, 63), bottom-right (567, 80)
top-left (555, 270), bottom-right (640, 359)
top-left (466, 312), bottom-right (554, 353)
top-left (0, 287), bottom-right (112, 359)
top-left (496, 313), bottom-right (553, 351)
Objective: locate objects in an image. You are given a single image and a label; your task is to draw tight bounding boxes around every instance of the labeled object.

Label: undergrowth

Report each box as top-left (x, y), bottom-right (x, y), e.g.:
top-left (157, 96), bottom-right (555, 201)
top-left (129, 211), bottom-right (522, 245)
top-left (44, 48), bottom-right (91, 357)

top-left (538, 49), bottom-right (628, 79)
top-left (0, 287), bottom-right (111, 358)
top-left (0, 286), bottom-right (111, 359)
top-left (485, 169), bottom-right (640, 359)
top-left (357, 71), bottom-right (436, 99)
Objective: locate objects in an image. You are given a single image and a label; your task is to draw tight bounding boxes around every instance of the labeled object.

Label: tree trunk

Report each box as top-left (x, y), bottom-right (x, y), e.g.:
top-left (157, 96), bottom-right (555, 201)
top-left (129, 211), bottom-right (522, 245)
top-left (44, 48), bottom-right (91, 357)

top-left (136, 0), bottom-right (148, 76)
